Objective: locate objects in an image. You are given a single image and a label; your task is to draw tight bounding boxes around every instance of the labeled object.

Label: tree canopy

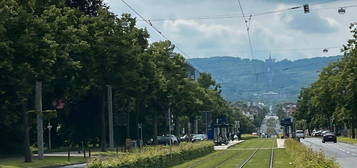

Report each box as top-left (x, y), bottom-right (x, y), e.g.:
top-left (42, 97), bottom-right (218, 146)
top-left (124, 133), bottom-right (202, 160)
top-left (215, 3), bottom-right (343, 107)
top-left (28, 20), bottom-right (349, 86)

top-left (0, 0), bottom-right (246, 156)
top-left (294, 23), bottom-right (357, 138)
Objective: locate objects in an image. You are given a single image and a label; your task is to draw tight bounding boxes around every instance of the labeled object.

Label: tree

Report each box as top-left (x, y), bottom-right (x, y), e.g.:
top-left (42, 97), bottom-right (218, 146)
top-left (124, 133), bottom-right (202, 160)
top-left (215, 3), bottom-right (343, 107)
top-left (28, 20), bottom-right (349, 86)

top-left (65, 0), bottom-right (103, 16)
top-left (295, 23), bottom-right (357, 138)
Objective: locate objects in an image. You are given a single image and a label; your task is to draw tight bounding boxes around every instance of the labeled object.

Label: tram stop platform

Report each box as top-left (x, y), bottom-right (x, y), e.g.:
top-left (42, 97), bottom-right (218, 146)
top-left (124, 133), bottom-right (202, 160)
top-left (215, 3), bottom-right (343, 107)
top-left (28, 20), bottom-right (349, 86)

top-left (276, 139), bottom-right (286, 148)
top-left (214, 140), bottom-right (244, 150)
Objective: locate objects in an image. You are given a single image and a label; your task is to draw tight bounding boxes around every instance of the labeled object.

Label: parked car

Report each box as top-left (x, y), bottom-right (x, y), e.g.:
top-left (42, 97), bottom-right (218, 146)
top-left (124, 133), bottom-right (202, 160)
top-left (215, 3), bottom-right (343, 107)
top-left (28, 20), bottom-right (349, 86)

top-left (322, 130), bottom-right (331, 136)
top-left (192, 134), bottom-right (207, 142)
top-left (312, 130), bottom-right (322, 136)
top-left (158, 135), bottom-right (179, 145)
top-left (146, 135), bottom-right (180, 145)
top-left (180, 134), bottom-right (191, 142)
top-left (322, 132), bottom-right (337, 143)
top-left (296, 130), bottom-right (305, 139)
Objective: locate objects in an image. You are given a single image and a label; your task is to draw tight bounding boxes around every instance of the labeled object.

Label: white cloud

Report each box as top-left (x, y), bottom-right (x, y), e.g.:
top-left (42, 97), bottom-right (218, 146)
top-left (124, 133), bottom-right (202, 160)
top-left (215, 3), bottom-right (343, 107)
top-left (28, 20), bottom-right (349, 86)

top-left (104, 0), bottom-right (355, 60)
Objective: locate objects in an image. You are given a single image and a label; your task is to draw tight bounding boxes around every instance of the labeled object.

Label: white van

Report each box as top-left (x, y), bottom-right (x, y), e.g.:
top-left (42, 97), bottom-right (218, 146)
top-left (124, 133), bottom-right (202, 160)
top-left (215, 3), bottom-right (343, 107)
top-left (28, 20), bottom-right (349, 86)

top-left (296, 130), bottom-right (305, 139)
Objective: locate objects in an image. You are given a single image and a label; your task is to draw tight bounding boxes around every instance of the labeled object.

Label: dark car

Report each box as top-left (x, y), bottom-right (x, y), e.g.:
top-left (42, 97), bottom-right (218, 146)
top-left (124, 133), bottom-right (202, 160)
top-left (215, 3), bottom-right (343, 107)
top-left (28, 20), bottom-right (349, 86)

top-left (322, 132), bottom-right (337, 143)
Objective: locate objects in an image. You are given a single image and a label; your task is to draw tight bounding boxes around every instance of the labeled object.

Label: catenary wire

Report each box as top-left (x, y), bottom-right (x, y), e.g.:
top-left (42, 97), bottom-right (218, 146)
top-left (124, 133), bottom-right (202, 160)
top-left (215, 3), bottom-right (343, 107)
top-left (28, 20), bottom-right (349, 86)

top-left (120, 0), bottom-right (191, 58)
top-left (142, 2), bottom-right (357, 22)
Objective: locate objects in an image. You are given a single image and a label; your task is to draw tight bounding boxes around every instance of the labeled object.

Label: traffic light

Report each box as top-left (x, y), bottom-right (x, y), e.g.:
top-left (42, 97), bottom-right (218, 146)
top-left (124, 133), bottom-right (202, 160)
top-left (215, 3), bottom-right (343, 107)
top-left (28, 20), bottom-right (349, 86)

top-left (280, 118), bottom-right (292, 126)
top-left (303, 4), bottom-right (310, 14)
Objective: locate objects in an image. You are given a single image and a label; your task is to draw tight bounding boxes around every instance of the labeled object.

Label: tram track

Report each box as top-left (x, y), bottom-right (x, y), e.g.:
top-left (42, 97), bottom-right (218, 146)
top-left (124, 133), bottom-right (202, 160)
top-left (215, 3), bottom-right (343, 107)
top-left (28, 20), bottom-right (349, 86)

top-left (269, 139), bottom-right (275, 168)
top-left (238, 138), bottom-right (276, 168)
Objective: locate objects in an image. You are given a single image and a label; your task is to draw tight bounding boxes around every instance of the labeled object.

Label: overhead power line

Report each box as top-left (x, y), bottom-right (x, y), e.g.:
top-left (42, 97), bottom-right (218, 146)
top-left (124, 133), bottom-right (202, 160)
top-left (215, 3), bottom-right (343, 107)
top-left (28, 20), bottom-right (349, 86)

top-left (143, 3), bottom-right (357, 22)
top-left (120, 0), bottom-right (190, 58)
top-left (236, 0), bottom-right (254, 61)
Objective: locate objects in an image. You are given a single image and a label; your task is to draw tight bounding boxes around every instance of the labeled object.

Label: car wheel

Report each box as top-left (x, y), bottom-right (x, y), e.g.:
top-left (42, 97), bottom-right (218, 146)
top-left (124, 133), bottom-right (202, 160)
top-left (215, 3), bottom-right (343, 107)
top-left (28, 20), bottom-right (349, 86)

top-left (334, 140), bottom-right (337, 143)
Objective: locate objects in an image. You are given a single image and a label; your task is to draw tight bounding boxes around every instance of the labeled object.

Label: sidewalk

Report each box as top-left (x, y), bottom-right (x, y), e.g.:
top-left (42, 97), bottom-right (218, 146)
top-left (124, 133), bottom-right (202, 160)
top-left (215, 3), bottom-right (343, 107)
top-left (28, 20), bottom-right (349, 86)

top-left (214, 140), bottom-right (244, 150)
top-left (276, 139), bottom-right (286, 148)
top-left (33, 151), bottom-right (88, 157)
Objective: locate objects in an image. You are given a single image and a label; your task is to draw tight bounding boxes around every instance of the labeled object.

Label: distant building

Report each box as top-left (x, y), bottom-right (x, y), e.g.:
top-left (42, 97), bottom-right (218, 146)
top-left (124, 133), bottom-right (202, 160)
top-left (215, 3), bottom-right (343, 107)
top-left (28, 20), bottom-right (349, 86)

top-left (265, 54), bottom-right (275, 90)
top-left (240, 102), bottom-right (266, 120)
top-left (282, 103), bottom-right (297, 117)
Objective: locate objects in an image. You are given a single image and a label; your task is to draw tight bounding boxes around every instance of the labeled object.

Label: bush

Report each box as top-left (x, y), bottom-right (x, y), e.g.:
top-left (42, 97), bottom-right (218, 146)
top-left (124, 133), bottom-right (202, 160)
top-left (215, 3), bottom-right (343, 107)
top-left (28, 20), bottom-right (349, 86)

top-left (337, 137), bottom-right (357, 144)
top-left (285, 139), bottom-right (340, 168)
top-left (88, 141), bottom-right (214, 168)
top-left (241, 134), bottom-right (258, 140)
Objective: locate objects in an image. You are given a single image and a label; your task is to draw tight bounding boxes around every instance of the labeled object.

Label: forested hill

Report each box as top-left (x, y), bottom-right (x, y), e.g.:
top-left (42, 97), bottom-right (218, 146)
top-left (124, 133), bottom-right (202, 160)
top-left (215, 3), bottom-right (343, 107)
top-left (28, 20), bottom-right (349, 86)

top-left (189, 56), bottom-right (341, 104)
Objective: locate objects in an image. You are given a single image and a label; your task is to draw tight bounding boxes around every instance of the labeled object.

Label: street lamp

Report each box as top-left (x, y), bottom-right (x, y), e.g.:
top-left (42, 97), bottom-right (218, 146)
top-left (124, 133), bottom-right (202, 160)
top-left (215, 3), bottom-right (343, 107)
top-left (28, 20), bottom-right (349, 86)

top-left (338, 8), bottom-right (346, 15)
top-left (47, 122), bottom-right (52, 151)
top-left (138, 123), bottom-right (143, 148)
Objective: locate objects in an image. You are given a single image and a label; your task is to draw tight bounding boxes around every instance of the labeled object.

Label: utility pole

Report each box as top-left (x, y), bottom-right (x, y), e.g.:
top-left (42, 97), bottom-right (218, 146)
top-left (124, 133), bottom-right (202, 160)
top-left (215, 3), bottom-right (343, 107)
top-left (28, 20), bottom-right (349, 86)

top-left (47, 122), bottom-right (52, 151)
top-left (107, 85), bottom-right (114, 149)
top-left (205, 112), bottom-right (208, 135)
top-left (35, 81), bottom-right (44, 159)
top-left (168, 108), bottom-right (171, 135)
top-left (194, 118), bottom-right (198, 134)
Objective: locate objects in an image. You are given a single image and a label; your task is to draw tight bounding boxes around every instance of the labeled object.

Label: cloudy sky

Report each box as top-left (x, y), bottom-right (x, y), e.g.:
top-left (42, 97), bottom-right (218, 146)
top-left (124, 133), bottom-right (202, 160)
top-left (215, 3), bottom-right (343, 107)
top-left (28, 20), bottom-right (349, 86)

top-left (104, 0), bottom-right (357, 60)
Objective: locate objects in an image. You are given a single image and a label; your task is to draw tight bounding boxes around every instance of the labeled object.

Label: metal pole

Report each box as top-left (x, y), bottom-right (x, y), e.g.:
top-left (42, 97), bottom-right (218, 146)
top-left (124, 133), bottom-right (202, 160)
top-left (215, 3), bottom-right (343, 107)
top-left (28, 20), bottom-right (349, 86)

top-left (107, 85), bottom-right (114, 148)
top-left (140, 123), bottom-right (143, 148)
top-left (48, 123), bottom-right (52, 151)
top-left (168, 108), bottom-right (171, 135)
top-left (205, 112), bottom-right (208, 135)
top-left (35, 81), bottom-right (44, 159)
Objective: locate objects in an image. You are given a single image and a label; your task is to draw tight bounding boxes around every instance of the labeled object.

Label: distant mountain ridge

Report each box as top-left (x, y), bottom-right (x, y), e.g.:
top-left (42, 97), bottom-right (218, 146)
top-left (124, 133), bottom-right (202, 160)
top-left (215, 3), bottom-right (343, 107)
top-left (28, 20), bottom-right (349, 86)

top-left (189, 56), bottom-right (341, 104)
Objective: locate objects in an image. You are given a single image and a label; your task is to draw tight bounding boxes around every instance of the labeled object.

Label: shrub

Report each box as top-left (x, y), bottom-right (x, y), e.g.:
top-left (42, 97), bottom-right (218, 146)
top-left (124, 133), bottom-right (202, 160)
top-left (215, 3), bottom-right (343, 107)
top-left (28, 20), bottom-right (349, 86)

top-left (285, 139), bottom-right (340, 168)
top-left (88, 141), bottom-right (214, 168)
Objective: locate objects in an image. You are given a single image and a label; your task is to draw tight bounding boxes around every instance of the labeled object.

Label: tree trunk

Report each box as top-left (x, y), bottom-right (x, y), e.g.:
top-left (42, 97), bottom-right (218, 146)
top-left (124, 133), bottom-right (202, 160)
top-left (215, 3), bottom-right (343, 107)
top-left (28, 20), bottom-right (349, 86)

top-left (352, 120), bottom-right (356, 139)
top-left (101, 94), bottom-right (107, 152)
top-left (153, 110), bottom-right (158, 145)
top-left (175, 116), bottom-right (180, 136)
top-left (23, 101), bottom-right (32, 162)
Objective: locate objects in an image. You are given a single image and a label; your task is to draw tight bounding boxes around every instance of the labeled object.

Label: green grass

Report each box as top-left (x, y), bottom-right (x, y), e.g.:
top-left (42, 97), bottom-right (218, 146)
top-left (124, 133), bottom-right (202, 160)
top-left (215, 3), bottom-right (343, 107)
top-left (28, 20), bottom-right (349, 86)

top-left (0, 156), bottom-right (87, 168)
top-left (274, 149), bottom-right (294, 168)
top-left (241, 134), bottom-right (258, 140)
top-left (230, 138), bottom-right (274, 149)
top-left (243, 149), bottom-right (270, 168)
top-left (171, 138), bottom-right (293, 168)
top-left (338, 137), bottom-right (357, 144)
top-left (285, 139), bottom-right (340, 168)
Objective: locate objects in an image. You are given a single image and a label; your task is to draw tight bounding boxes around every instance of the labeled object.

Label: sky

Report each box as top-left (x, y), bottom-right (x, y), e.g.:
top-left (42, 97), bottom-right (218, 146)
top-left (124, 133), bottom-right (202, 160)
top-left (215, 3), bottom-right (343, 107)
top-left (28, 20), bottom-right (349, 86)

top-left (103, 0), bottom-right (357, 60)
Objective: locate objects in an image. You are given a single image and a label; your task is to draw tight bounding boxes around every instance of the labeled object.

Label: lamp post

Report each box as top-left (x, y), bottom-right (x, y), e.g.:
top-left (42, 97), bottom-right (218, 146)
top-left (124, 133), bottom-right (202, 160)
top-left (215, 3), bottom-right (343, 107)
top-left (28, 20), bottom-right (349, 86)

top-left (138, 123), bottom-right (143, 148)
top-left (47, 122), bottom-right (52, 151)
top-left (338, 8), bottom-right (346, 15)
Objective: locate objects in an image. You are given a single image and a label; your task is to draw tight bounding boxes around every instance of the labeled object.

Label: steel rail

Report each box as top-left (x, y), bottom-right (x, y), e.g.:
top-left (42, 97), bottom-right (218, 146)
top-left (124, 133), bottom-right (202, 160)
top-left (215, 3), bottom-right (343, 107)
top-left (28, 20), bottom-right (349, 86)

top-left (238, 139), bottom-right (266, 168)
top-left (269, 139), bottom-right (275, 168)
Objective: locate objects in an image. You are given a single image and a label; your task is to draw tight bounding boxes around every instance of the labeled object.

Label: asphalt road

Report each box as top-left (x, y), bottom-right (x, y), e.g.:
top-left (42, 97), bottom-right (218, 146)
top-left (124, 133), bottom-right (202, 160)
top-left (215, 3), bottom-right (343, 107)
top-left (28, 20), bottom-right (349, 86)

top-left (301, 138), bottom-right (357, 168)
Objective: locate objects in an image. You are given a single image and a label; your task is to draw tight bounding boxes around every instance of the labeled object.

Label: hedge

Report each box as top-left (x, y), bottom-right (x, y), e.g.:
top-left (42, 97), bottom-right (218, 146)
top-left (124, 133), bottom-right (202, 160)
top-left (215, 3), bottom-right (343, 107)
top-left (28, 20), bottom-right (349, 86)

top-left (88, 141), bottom-right (214, 168)
top-left (285, 139), bottom-right (340, 168)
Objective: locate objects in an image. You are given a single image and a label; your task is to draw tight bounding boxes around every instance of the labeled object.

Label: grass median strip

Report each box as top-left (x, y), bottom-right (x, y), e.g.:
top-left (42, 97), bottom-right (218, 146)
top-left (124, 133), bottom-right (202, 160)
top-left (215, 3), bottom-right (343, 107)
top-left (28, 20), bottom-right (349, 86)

top-left (338, 137), bottom-right (357, 144)
top-left (285, 139), bottom-right (340, 168)
top-left (274, 149), bottom-right (293, 168)
top-left (242, 149), bottom-right (270, 168)
top-left (172, 138), bottom-right (293, 168)
top-left (0, 156), bottom-right (86, 168)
